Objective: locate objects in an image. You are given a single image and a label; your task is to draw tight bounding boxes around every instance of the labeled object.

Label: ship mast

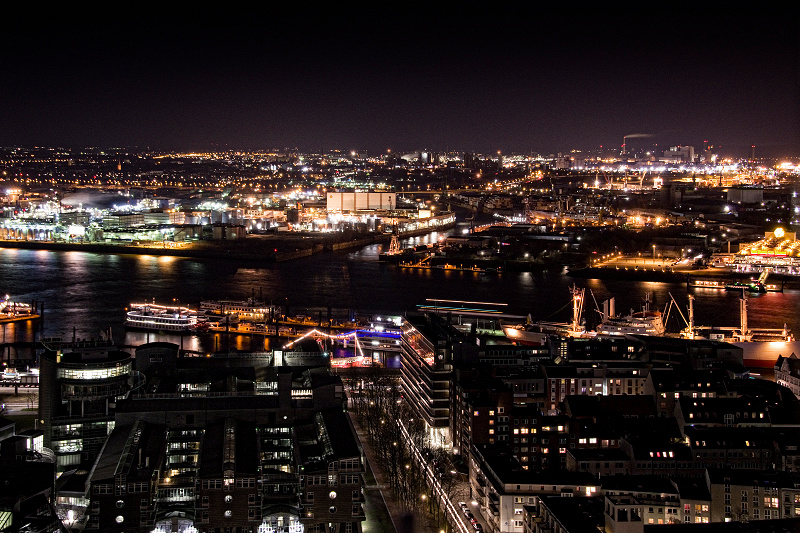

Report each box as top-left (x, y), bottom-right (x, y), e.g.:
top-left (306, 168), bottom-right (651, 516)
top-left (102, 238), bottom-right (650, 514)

top-left (687, 295), bottom-right (695, 340)
top-left (570, 285), bottom-right (584, 336)
top-left (739, 293), bottom-right (750, 340)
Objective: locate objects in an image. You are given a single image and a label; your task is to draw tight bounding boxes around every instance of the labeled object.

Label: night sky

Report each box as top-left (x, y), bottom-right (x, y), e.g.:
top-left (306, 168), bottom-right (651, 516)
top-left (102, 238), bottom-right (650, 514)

top-left (2, 6), bottom-right (798, 156)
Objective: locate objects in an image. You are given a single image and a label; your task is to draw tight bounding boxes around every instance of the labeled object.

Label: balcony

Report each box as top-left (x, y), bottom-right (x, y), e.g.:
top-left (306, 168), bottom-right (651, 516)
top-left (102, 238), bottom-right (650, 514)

top-left (61, 379), bottom-right (129, 401)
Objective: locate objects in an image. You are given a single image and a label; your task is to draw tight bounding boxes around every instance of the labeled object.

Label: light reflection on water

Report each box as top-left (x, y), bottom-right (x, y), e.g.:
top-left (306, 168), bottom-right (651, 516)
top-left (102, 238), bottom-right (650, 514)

top-left (2, 242), bottom-right (800, 360)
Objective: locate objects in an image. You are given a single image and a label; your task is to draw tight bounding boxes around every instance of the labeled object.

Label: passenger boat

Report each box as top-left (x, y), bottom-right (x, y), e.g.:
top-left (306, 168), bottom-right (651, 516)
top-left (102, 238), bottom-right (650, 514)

top-left (688, 279), bottom-right (726, 289)
top-left (594, 296), bottom-right (666, 336)
top-left (724, 281), bottom-right (766, 293)
top-left (125, 303), bottom-right (198, 332)
top-left (199, 298), bottom-right (278, 321)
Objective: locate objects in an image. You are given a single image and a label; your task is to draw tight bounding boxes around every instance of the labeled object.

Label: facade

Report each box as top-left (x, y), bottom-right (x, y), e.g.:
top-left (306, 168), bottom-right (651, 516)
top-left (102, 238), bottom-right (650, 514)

top-left (661, 146), bottom-right (695, 164)
top-left (470, 444), bottom-right (597, 533)
top-left (38, 341), bottom-right (141, 471)
top-left (0, 432), bottom-right (60, 533)
top-left (776, 354), bottom-right (800, 398)
top-left (400, 312), bottom-right (477, 447)
top-left (707, 469), bottom-right (800, 523)
top-left (529, 495), bottom-right (603, 532)
top-left (603, 476), bottom-right (684, 527)
top-left (326, 192), bottom-right (396, 212)
top-left (84, 342), bottom-right (365, 533)
top-left (102, 212), bottom-right (145, 228)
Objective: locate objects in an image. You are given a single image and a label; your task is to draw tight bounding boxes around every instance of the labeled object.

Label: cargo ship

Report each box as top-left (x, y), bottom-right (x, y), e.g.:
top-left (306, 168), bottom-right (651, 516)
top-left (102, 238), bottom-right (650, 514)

top-left (682, 295), bottom-right (800, 368)
top-left (502, 286), bottom-right (589, 345)
top-left (503, 289), bottom-right (670, 344)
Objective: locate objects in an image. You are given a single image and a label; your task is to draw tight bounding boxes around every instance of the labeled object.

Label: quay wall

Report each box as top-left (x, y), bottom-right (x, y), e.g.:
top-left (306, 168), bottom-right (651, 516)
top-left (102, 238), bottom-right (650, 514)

top-left (0, 221), bottom-right (454, 264)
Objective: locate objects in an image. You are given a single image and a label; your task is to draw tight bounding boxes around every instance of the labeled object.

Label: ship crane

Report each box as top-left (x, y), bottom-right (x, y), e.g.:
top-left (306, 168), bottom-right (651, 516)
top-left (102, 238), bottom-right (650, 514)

top-left (670, 293), bottom-right (695, 339)
top-left (409, 254), bottom-right (432, 267)
top-left (570, 285), bottom-right (585, 336)
top-left (388, 233), bottom-right (400, 255)
top-left (737, 294), bottom-right (751, 341)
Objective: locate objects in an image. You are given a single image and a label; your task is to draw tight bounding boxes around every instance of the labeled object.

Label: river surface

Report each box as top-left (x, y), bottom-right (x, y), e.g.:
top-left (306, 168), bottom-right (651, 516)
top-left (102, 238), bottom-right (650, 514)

top-left (2, 230), bottom-right (800, 360)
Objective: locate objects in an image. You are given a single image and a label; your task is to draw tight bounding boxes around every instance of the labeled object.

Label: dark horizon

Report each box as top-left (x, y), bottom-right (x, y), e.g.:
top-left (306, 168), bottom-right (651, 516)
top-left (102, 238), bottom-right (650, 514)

top-left (3, 6), bottom-right (798, 157)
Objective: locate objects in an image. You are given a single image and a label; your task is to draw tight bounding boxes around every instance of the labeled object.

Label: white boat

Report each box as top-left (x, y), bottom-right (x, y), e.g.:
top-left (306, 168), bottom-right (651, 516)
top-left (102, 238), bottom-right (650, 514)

top-left (595, 296), bottom-right (666, 337)
top-left (199, 298), bottom-right (277, 321)
top-left (125, 303), bottom-right (198, 332)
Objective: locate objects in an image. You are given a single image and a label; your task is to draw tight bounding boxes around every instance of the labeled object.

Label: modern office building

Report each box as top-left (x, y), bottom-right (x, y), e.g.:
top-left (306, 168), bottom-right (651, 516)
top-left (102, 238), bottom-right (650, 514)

top-left (38, 340), bottom-right (142, 471)
top-left (400, 312), bottom-right (478, 447)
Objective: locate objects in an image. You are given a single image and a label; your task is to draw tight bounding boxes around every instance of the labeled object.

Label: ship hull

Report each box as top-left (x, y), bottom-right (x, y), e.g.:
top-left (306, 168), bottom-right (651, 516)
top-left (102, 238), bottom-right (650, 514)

top-left (731, 340), bottom-right (800, 368)
top-left (124, 320), bottom-right (196, 333)
top-left (501, 325), bottom-right (549, 346)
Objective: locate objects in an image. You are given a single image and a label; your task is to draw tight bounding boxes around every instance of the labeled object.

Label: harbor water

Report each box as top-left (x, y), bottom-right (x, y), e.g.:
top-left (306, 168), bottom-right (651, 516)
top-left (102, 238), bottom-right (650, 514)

top-left (2, 231), bottom-right (800, 366)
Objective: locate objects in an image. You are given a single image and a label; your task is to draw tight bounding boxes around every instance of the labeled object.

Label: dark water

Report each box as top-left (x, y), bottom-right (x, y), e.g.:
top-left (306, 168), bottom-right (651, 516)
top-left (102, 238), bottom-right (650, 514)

top-left (2, 230), bottom-right (799, 357)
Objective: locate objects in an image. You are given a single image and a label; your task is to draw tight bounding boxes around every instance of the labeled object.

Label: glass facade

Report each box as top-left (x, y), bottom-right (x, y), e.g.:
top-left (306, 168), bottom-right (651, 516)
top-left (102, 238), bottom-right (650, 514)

top-left (59, 363), bottom-right (131, 381)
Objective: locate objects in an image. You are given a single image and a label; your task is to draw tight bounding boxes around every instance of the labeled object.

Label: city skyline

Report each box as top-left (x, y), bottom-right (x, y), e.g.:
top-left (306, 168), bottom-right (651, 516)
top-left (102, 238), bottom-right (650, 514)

top-left (2, 6), bottom-right (798, 156)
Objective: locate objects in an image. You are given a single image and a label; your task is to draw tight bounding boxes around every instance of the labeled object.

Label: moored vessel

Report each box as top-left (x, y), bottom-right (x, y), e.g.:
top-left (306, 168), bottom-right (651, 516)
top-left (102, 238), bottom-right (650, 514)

top-left (125, 303), bottom-right (198, 333)
top-left (199, 298), bottom-right (278, 321)
top-left (502, 286), bottom-right (589, 345)
top-left (682, 294), bottom-right (800, 367)
top-left (0, 295), bottom-right (40, 323)
top-left (594, 296), bottom-right (666, 336)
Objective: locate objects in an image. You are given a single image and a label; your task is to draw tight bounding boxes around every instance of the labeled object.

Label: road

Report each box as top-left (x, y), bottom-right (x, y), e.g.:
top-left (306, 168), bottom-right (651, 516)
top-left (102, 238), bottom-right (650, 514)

top-left (0, 384), bottom-right (38, 416)
top-left (397, 419), bottom-right (488, 533)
